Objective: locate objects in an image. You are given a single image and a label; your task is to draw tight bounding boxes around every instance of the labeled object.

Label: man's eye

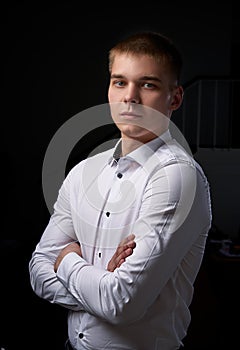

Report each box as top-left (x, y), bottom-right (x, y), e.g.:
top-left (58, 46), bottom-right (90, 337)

top-left (114, 81), bottom-right (125, 87)
top-left (143, 83), bottom-right (155, 89)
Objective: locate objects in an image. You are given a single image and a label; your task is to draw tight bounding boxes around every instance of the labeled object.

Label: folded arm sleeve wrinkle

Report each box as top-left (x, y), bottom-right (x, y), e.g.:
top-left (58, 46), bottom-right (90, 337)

top-left (29, 169), bottom-right (84, 310)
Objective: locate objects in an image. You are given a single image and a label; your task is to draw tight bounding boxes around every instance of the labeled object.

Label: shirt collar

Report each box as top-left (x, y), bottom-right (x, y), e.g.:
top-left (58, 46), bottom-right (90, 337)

top-left (108, 130), bottom-right (172, 167)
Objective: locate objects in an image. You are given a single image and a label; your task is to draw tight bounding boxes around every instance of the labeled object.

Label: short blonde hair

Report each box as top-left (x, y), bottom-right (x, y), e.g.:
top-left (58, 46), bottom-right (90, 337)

top-left (109, 31), bottom-right (182, 84)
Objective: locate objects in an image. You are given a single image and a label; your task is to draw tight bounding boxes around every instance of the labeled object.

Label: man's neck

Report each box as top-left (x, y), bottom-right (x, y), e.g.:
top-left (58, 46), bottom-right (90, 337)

top-left (121, 135), bottom-right (157, 156)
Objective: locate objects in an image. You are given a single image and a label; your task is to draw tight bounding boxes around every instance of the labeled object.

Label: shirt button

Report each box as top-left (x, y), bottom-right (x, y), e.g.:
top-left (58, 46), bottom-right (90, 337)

top-left (79, 333), bottom-right (84, 339)
top-left (117, 173), bottom-right (123, 178)
top-left (106, 212), bottom-right (110, 217)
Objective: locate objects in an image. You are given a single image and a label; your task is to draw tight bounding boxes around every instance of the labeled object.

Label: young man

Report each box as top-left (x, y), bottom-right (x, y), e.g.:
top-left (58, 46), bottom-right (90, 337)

top-left (29, 31), bottom-right (212, 349)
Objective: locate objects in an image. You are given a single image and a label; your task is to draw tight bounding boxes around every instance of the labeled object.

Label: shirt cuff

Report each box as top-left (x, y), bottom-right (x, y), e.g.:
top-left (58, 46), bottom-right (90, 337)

top-left (57, 252), bottom-right (88, 285)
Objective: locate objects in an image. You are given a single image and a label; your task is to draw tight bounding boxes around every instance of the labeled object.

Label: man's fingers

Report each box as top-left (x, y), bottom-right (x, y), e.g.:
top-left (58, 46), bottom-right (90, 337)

top-left (117, 258), bottom-right (125, 268)
top-left (116, 247), bottom-right (134, 265)
top-left (119, 233), bottom-right (135, 246)
top-left (126, 233), bottom-right (135, 241)
top-left (107, 235), bottom-right (136, 272)
top-left (116, 241), bottom-right (135, 257)
top-left (126, 241), bottom-right (136, 249)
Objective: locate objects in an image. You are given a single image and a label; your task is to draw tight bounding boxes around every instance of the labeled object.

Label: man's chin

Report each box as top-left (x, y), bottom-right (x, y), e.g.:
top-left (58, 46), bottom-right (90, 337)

top-left (119, 125), bottom-right (158, 143)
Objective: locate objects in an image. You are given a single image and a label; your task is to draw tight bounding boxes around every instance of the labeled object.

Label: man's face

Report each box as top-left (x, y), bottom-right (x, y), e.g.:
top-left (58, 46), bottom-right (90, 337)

top-left (108, 53), bottom-right (183, 143)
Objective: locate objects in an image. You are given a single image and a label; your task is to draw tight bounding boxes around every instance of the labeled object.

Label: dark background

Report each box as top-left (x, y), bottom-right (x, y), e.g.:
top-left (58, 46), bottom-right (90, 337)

top-left (2, 1), bottom-right (240, 349)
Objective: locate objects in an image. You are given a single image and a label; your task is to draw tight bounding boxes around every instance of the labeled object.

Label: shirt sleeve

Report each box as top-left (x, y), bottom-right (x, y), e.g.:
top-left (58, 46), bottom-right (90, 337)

top-left (29, 168), bottom-right (85, 311)
top-left (56, 161), bottom-right (211, 324)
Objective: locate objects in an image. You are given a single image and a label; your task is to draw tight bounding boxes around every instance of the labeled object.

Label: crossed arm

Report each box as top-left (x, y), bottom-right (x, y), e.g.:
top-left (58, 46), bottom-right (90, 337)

top-left (54, 234), bottom-right (136, 273)
top-left (30, 160), bottom-right (206, 324)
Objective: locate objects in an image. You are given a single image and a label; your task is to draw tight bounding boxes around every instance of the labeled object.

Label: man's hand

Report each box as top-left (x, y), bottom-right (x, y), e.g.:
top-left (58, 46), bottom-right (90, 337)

top-left (54, 234), bottom-right (136, 273)
top-left (107, 234), bottom-right (136, 272)
top-left (54, 242), bottom-right (82, 272)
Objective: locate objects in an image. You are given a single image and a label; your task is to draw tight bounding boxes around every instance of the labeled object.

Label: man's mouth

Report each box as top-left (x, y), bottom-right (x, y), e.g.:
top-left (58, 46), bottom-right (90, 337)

top-left (120, 111), bottom-right (142, 119)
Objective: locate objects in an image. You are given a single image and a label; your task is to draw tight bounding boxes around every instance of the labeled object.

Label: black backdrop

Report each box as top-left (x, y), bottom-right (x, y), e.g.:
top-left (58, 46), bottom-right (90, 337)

top-left (2, 1), bottom-right (239, 349)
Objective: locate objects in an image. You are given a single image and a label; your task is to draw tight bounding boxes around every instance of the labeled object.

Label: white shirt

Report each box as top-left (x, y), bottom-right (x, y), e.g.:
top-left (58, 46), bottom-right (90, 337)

top-left (29, 130), bottom-right (212, 350)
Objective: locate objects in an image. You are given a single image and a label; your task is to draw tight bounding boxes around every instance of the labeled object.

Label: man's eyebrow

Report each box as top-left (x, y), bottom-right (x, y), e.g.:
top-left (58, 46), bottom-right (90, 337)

top-left (110, 74), bottom-right (162, 82)
top-left (110, 74), bottom-right (125, 79)
top-left (139, 75), bottom-right (162, 83)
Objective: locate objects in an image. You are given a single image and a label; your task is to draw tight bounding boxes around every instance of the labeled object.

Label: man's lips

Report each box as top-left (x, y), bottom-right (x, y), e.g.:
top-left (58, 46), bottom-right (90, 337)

top-left (119, 111), bottom-right (142, 119)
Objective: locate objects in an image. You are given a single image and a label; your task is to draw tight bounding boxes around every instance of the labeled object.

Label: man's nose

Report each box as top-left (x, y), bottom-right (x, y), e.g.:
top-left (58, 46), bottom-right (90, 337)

top-left (124, 85), bottom-right (140, 103)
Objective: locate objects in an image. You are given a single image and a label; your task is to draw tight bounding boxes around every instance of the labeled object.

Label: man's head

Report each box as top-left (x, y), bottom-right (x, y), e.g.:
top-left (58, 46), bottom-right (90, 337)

top-left (108, 31), bottom-right (184, 143)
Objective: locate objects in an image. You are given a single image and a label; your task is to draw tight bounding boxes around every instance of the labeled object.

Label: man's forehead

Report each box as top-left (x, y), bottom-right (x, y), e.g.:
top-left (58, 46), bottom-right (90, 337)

top-left (111, 53), bottom-right (166, 74)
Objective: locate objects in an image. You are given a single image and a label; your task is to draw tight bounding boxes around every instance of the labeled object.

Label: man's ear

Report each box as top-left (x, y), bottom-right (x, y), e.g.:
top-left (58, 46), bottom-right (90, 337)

top-left (171, 86), bottom-right (184, 111)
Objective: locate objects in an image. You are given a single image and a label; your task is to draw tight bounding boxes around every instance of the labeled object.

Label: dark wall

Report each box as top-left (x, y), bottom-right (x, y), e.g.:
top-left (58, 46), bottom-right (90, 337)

top-left (2, 1), bottom-right (239, 349)
top-left (4, 0), bottom-right (236, 234)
